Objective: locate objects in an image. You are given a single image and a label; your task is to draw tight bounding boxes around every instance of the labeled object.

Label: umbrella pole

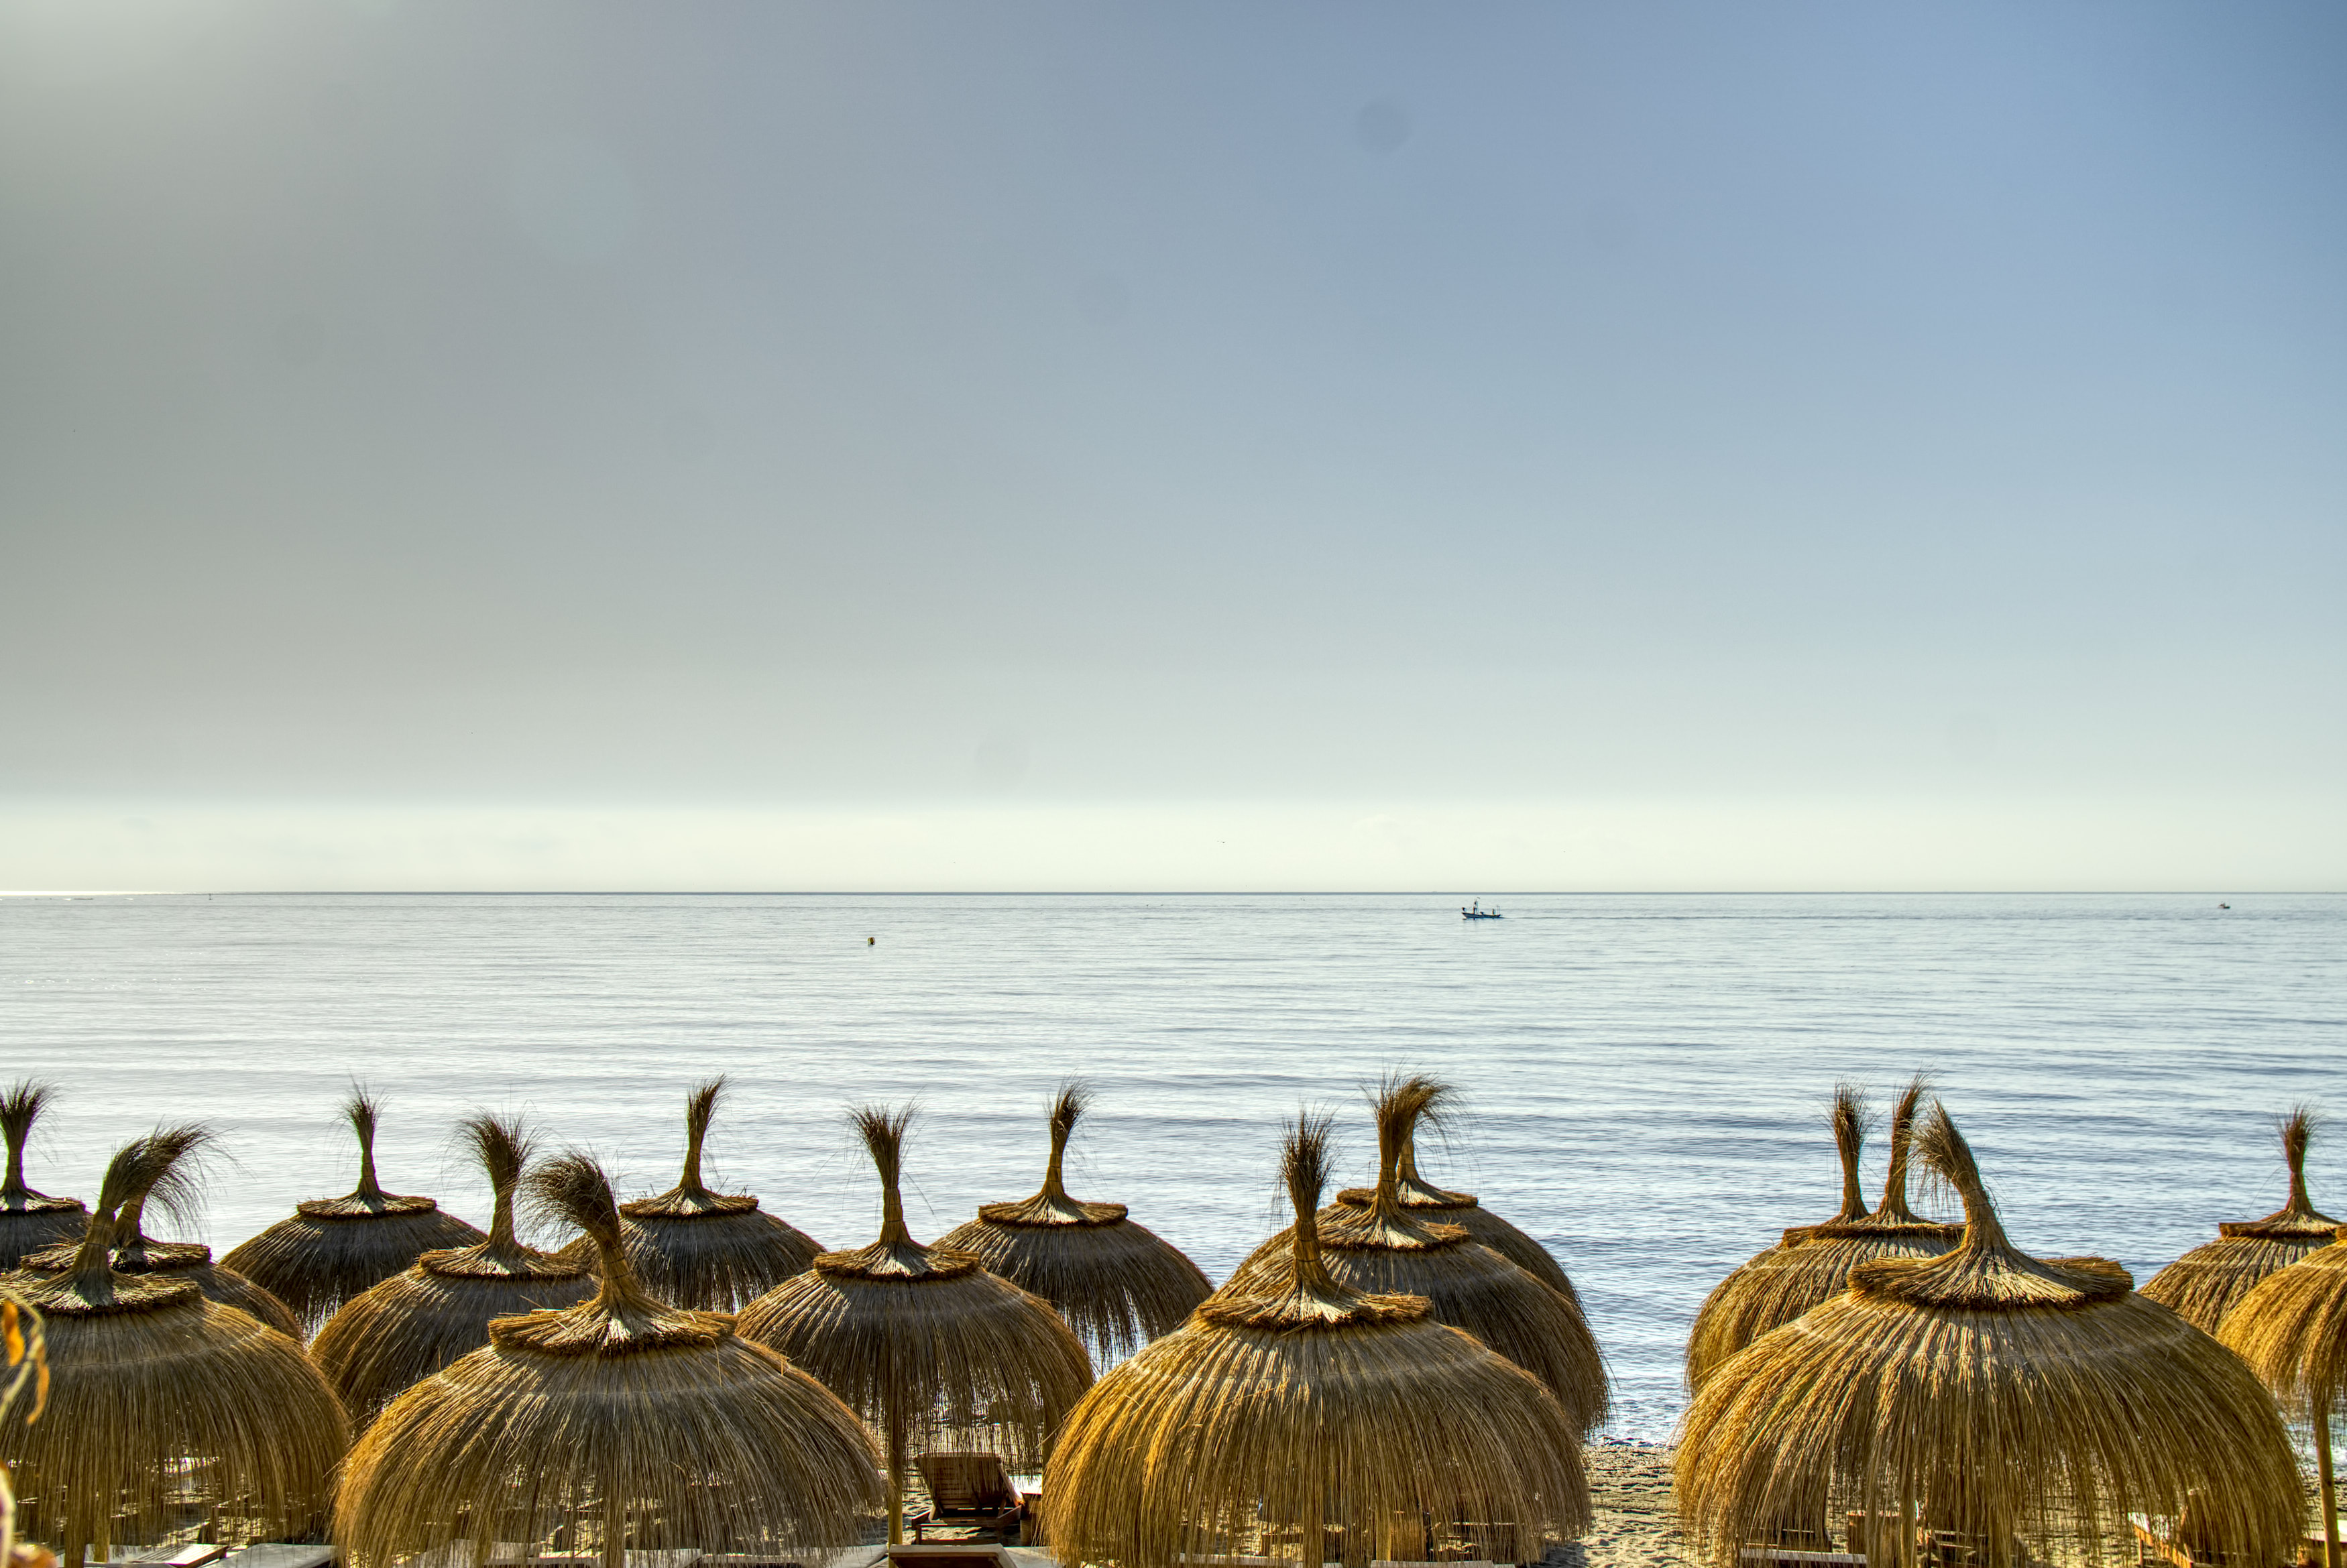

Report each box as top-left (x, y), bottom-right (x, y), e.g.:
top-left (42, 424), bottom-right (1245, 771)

top-left (886, 1404), bottom-right (907, 1547)
top-left (602, 1459), bottom-right (625, 1568)
top-left (2317, 1402), bottom-right (2340, 1568)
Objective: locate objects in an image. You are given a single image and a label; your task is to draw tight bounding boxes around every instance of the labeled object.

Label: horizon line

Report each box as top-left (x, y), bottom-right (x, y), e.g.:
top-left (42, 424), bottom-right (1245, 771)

top-left (0, 889), bottom-right (2320, 899)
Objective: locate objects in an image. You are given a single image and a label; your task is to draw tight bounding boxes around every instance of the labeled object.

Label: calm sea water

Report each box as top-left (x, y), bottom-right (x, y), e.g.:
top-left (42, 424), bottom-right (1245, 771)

top-left (4, 892), bottom-right (2342, 1439)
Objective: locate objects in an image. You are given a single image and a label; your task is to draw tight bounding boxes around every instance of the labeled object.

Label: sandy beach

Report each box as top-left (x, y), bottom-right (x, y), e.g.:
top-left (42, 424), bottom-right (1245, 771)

top-left (1568, 1443), bottom-right (1688, 1568)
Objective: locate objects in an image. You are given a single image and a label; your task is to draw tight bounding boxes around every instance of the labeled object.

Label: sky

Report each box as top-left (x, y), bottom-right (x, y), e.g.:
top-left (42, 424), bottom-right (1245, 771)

top-left (1, 1), bottom-right (2341, 890)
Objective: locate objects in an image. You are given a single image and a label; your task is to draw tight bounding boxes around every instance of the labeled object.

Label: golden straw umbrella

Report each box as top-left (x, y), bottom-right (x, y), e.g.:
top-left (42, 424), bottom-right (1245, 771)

top-left (2218, 1223), bottom-right (2347, 1568)
top-left (1682, 1077), bottom-right (1957, 1393)
top-left (1329, 1077), bottom-right (1583, 1311)
top-left (0, 1128), bottom-right (349, 1568)
top-left (935, 1081), bottom-right (1212, 1361)
top-left (1228, 1075), bottom-right (1609, 1436)
top-left (312, 1112), bottom-right (595, 1425)
top-left (1684, 1083), bottom-right (1873, 1392)
top-left (736, 1106), bottom-right (1094, 1545)
top-left (0, 1280), bottom-right (48, 1568)
top-left (1677, 1104), bottom-right (2304, 1568)
top-left (577, 1077), bottom-right (823, 1311)
top-left (1040, 1111), bottom-right (1591, 1568)
top-left (2145, 1106), bottom-right (2342, 1332)
top-left (0, 1084), bottom-right (83, 1273)
top-left (336, 1150), bottom-right (882, 1568)
top-left (222, 1088), bottom-right (485, 1337)
top-left (19, 1131), bottom-right (300, 1339)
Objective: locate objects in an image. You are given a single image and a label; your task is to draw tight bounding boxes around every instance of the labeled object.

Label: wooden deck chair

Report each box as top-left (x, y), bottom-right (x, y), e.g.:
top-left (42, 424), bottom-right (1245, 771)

top-left (884, 1545), bottom-right (1021, 1568)
top-left (217, 1549), bottom-right (337, 1568)
top-left (2132, 1496), bottom-right (2259, 1568)
top-left (908, 1454), bottom-right (1027, 1545)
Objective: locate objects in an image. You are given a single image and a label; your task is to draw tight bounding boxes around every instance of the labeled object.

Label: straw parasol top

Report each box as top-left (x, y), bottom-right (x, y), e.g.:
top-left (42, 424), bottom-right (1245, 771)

top-left (334, 1150), bottom-right (883, 1568)
top-left (1684, 1083), bottom-right (1870, 1384)
top-left (1039, 1111), bottom-right (1591, 1568)
top-left (2217, 1217), bottom-right (2347, 1568)
top-left (1330, 1076), bottom-right (1585, 1310)
top-left (1226, 1075), bottom-right (1609, 1435)
top-left (19, 1128), bottom-right (301, 1339)
top-left (0, 1128), bottom-right (349, 1568)
top-left (2144, 1105), bottom-right (2343, 1332)
top-left (589, 1076), bottom-right (824, 1311)
top-left (221, 1087), bottom-right (485, 1336)
top-left (1676, 1103), bottom-right (2305, 1568)
top-left (0, 1081), bottom-right (86, 1272)
top-left (736, 1105), bottom-right (1093, 1542)
top-left (1683, 1078), bottom-right (1958, 1393)
top-left (935, 1080), bottom-right (1212, 1360)
top-left (736, 1106), bottom-right (1095, 1446)
top-left (311, 1111), bottom-right (595, 1423)
top-left (2220, 1222), bottom-right (2347, 1414)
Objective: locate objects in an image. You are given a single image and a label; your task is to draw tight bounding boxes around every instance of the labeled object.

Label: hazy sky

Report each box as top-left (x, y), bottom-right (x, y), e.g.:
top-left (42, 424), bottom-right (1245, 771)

top-left (3, 2), bottom-right (2341, 889)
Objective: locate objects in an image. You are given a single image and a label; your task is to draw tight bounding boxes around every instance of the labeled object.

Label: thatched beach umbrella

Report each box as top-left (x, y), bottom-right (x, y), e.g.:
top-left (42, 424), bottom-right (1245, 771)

top-left (578, 1077), bottom-right (823, 1312)
top-left (935, 1081), bottom-right (1212, 1361)
top-left (19, 1135), bottom-right (300, 1339)
top-left (0, 1084), bottom-right (83, 1272)
top-left (0, 1281), bottom-right (47, 1568)
top-left (1330, 1078), bottom-right (1584, 1312)
top-left (1040, 1111), bottom-right (1590, 1568)
top-left (1682, 1078), bottom-right (1958, 1393)
top-left (2218, 1223), bottom-right (2347, 1568)
top-left (736, 1105), bottom-right (1094, 1544)
top-left (222, 1089), bottom-right (485, 1336)
top-left (1685, 1083), bottom-right (1871, 1391)
top-left (1228, 1077), bottom-right (1609, 1436)
top-left (337, 1151), bottom-right (881, 1568)
top-left (2145, 1106), bottom-right (2342, 1333)
top-left (311, 1112), bottom-right (595, 1425)
top-left (1676, 1104), bottom-right (2304, 1568)
top-left (0, 1130), bottom-right (349, 1568)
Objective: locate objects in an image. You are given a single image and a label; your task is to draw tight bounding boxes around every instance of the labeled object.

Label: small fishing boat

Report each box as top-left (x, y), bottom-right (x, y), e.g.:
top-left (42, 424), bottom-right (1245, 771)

top-left (1461, 900), bottom-right (1503, 920)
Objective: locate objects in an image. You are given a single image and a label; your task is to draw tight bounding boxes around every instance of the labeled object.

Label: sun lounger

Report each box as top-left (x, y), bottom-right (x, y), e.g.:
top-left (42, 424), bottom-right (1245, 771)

top-left (2130, 1508), bottom-right (2250, 1568)
top-left (908, 1455), bottom-right (1027, 1546)
top-left (217, 1547), bottom-right (336, 1568)
top-left (1436, 1524), bottom-right (1524, 1565)
top-left (884, 1545), bottom-right (1021, 1568)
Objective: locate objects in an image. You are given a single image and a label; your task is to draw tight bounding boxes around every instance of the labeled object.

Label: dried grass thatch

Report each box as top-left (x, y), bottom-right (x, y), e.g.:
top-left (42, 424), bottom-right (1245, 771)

top-left (935, 1080), bottom-right (1212, 1362)
top-left (0, 1129), bottom-right (349, 1568)
top-left (0, 1085), bottom-right (83, 1273)
top-left (1331, 1077), bottom-right (1584, 1313)
top-left (1676, 1103), bottom-right (2305, 1568)
top-left (1, 1282), bottom-right (50, 1568)
top-left (335, 1149), bottom-right (882, 1568)
top-left (19, 1138), bottom-right (301, 1339)
top-left (221, 1089), bottom-right (485, 1337)
top-left (736, 1105), bottom-right (1094, 1543)
top-left (2217, 1222), bottom-right (2347, 1568)
top-left (1226, 1076), bottom-right (1609, 1436)
top-left (311, 1112), bottom-right (595, 1425)
top-left (1039, 1111), bottom-right (1589, 1568)
top-left (2144, 1106), bottom-right (2342, 1333)
top-left (1682, 1078), bottom-right (1958, 1393)
top-left (560, 1077), bottom-right (823, 1313)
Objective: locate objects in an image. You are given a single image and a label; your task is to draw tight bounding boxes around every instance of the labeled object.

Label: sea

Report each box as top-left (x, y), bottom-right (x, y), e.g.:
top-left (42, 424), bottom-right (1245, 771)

top-left (3, 891), bottom-right (2341, 1440)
